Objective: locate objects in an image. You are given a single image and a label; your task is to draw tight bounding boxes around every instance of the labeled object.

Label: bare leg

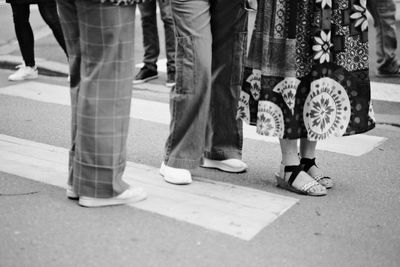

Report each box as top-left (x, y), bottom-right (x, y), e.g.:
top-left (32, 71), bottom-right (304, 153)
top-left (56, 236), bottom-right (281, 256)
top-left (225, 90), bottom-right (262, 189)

top-left (278, 138), bottom-right (327, 195)
top-left (300, 138), bottom-right (333, 188)
top-left (279, 139), bottom-right (299, 166)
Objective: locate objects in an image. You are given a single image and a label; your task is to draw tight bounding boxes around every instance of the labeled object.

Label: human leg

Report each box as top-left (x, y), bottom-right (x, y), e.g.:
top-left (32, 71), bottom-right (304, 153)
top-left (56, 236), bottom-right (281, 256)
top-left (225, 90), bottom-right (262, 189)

top-left (58, 0), bottom-right (146, 204)
top-left (37, 0), bottom-right (68, 57)
top-left (369, 0), bottom-right (399, 74)
top-left (277, 139), bottom-right (326, 196)
top-left (299, 139), bottom-right (333, 188)
top-left (10, 4), bottom-right (35, 67)
top-left (203, 0), bottom-right (247, 163)
top-left (163, 0), bottom-right (212, 170)
top-left (158, 0), bottom-right (176, 85)
top-left (55, 0), bottom-right (80, 196)
top-left (8, 4), bottom-right (38, 81)
top-left (133, 1), bottom-right (159, 83)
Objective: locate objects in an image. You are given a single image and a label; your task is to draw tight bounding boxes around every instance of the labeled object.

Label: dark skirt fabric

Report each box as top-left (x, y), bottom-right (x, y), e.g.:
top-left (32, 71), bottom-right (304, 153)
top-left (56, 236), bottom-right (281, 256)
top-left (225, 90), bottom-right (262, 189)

top-left (238, 0), bottom-right (375, 141)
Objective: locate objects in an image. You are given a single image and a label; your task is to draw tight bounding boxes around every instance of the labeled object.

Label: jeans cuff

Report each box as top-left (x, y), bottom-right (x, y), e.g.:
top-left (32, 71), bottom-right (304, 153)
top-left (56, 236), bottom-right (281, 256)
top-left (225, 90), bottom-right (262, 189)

top-left (164, 156), bottom-right (202, 169)
top-left (203, 150), bottom-right (242, 161)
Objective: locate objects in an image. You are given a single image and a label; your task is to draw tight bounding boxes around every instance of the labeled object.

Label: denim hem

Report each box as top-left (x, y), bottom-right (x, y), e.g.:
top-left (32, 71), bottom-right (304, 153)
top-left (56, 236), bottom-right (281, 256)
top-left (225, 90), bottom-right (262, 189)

top-left (203, 150), bottom-right (242, 161)
top-left (165, 157), bottom-right (202, 169)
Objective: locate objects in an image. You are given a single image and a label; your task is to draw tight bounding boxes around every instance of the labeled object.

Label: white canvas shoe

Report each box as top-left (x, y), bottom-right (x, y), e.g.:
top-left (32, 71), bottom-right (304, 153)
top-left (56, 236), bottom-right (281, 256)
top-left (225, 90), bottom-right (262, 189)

top-left (78, 187), bottom-right (147, 207)
top-left (201, 158), bottom-right (248, 173)
top-left (8, 65), bottom-right (38, 81)
top-left (160, 162), bottom-right (192, 185)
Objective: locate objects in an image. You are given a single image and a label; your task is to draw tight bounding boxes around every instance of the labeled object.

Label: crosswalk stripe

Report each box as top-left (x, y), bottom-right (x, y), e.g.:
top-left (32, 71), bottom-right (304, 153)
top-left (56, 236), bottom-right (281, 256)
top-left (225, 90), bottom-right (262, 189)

top-left (0, 134), bottom-right (298, 240)
top-left (0, 81), bottom-right (387, 156)
top-left (370, 82), bottom-right (400, 103)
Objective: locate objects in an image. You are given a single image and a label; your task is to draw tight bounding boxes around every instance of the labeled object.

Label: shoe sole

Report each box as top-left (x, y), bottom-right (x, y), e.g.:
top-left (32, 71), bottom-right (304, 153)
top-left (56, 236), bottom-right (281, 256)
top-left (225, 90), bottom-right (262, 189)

top-left (200, 162), bottom-right (247, 173)
top-left (159, 169), bottom-right (192, 185)
top-left (132, 75), bottom-right (158, 84)
top-left (8, 75), bottom-right (38, 81)
top-left (67, 191), bottom-right (79, 200)
top-left (78, 191), bottom-right (147, 207)
top-left (165, 82), bottom-right (176, 88)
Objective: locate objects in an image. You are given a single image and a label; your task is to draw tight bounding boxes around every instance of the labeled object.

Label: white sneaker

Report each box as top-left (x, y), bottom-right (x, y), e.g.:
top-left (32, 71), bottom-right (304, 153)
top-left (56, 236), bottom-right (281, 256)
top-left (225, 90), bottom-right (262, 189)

top-left (78, 186), bottom-right (147, 207)
top-left (8, 65), bottom-right (38, 81)
top-left (201, 158), bottom-right (248, 173)
top-left (160, 162), bottom-right (192, 185)
top-left (66, 185), bottom-right (78, 200)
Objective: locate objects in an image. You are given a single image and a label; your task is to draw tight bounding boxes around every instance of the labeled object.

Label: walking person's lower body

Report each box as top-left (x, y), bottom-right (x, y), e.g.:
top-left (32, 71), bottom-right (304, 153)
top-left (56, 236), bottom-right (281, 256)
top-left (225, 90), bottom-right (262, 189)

top-left (160, 0), bottom-right (248, 184)
top-left (368, 0), bottom-right (400, 76)
top-left (8, 0), bottom-right (67, 81)
top-left (57, 0), bottom-right (147, 207)
top-left (134, 0), bottom-right (176, 87)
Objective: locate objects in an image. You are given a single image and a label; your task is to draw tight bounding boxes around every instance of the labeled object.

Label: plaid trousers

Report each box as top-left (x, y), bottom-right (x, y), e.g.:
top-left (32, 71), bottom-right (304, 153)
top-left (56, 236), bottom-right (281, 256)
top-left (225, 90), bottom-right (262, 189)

top-left (57, 0), bottom-right (136, 198)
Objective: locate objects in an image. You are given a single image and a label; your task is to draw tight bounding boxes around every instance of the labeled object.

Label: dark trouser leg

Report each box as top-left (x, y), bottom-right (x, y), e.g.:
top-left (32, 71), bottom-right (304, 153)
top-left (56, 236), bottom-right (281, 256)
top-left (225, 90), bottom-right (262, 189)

top-left (164, 0), bottom-right (212, 169)
top-left (369, 0), bottom-right (399, 72)
top-left (158, 0), bottom-right (175, 74)
top-left (38, 0), bottom-right (68, 57)
top-left (57, 0), bottom-right (136, 198)
top-left (10, 4), bottom-right (35, 67)
top-left (204, 0), bottom-right (248, 160)
top-left (138, 0), bottom-right (159, 71)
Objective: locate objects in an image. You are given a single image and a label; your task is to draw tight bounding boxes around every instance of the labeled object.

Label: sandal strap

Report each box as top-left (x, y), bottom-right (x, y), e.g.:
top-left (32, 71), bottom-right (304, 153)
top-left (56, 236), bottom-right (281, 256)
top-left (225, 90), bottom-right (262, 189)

top-left (300, 157), bottom-right (316, 172)
top-left (284, 165), bottom-right (303, 186)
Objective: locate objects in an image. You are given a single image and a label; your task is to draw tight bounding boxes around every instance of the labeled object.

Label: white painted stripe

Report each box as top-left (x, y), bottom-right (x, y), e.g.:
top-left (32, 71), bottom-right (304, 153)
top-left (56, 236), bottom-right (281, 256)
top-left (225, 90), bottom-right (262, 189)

top-left (371, 82), bottom-right (400, 103)
top-left (135, 58), bottom-right (167, 73)
top-left (0, 82), bottom-right (387, 156)
top-left (0, 134), bottom-right (298, 240)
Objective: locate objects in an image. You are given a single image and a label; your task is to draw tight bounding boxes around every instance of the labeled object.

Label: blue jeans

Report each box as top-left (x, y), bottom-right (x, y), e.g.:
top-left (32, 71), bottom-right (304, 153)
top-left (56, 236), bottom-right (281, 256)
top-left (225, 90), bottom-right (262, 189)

top-left (368, 0), bottom-right (399, 72)
top-left (164, 0), bottom-right (248, 169)
top-left (138, 0), bottom-right (175, 73)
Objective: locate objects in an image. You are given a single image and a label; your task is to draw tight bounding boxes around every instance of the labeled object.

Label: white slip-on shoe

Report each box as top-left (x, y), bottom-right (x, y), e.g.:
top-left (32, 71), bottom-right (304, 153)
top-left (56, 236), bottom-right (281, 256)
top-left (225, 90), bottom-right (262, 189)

top-left (160, 162), bottom-right (192, 185)
top-left (66, 185), bottom-right (78, 200)
top-left (8, 65), bottom-right (38, 81)
top-left (78, 187), bottom-right (147, 208)
top-left (201, 158), bottom-right (248, 173)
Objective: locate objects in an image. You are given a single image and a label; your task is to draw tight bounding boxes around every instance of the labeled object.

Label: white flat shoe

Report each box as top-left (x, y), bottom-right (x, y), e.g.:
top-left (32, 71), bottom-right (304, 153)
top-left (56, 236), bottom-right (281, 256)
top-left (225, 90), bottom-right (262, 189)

top-left (66, 185), bottom-right (78, 200)
top-left (201, 158), bottom-right (248, 173)
top-left (78, 187), bottom-right (147, 207)
top-left (160, 162), bottom-right (192, 185)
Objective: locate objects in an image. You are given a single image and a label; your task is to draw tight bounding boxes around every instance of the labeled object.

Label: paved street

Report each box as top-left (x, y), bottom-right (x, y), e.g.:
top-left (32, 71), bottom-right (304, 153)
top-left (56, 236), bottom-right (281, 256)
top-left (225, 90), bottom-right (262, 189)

top-left (1, 2), bottom-right (400, 267)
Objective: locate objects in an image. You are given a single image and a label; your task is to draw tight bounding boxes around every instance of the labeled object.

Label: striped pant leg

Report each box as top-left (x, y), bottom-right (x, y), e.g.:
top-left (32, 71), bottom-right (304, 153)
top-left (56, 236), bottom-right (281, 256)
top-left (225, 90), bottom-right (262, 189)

top-left (62, 0), bottom-right (137, 198)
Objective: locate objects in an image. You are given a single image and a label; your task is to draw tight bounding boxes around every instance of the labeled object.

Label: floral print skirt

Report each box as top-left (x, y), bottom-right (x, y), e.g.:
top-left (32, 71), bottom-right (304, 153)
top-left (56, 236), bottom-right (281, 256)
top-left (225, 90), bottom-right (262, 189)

top-left (238, 0), bottom-right (375, 141)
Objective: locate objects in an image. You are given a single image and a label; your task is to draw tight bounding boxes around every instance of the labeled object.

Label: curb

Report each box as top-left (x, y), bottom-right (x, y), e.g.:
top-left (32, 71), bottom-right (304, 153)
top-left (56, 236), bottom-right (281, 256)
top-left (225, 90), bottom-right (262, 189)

top-left (0, 55), bottom-right (68, 77)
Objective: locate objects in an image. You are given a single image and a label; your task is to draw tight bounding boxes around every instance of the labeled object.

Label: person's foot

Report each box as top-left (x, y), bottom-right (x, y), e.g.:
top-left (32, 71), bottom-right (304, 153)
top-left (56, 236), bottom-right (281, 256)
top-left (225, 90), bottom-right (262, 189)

top-left (78, 187), bottom-right (147, 207)
top-left (300, 157), bottom-right (334, 189)
top-left (160, 162), bottom-right (192, 185)
top-left (276, 164), bottom-right (327, 196)
top-left (201, 158), bottom-right (248, 173)
top-left (166, 72), bottom-right (176, 88)
top-left (376, 66), bottom-right (400, 77)
top-left (133, 66), bottom-right (158, 84)
top-left (8, 65), bottom-right (38, 81)
top-left (66, 185), bottom-right (78, 200)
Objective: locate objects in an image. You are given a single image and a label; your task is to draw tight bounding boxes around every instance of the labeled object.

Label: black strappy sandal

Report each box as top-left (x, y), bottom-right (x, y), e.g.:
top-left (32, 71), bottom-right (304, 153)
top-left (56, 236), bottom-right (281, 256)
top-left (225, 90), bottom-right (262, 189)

top-left (300, 157), bottom-right (334, 189)
top-left (275, 164), bottom-right (327, 196)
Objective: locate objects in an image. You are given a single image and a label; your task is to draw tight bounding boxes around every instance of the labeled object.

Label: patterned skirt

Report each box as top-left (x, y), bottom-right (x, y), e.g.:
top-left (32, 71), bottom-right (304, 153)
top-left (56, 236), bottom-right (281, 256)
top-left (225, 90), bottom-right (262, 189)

top-left (238, 0), bottom-right (375, 141)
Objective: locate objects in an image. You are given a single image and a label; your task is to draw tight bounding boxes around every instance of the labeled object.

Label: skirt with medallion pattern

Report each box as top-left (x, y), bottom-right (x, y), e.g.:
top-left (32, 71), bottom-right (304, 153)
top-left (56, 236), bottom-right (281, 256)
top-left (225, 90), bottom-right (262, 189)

top-left (238, 0), bottom-right (375, 141)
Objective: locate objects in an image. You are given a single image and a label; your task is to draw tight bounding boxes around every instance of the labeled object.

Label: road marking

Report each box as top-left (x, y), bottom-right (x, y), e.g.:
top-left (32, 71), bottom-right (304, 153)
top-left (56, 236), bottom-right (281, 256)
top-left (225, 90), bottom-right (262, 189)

top-left (0, 82), bottom-right (387, 156)
top-left (370, 82), bottom-right (400, 103)
top-left (0, 134), bottom-right (298, 241)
